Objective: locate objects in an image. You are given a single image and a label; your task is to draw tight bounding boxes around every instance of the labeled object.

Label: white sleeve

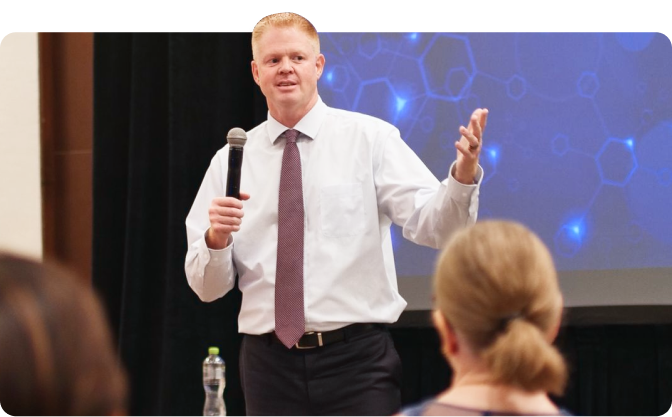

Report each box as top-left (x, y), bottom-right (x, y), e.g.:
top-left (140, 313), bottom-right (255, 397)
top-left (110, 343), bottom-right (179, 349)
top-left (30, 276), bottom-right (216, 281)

top-left (184, 150), bottom-right (236, 302)
top-left (374, 126), bottom-right (482, 249)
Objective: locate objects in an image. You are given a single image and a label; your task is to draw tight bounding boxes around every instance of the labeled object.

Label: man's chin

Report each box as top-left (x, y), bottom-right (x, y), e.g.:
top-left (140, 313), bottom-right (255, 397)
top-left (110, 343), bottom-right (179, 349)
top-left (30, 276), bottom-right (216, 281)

top-left (274, 95), bottom-right (301, 107)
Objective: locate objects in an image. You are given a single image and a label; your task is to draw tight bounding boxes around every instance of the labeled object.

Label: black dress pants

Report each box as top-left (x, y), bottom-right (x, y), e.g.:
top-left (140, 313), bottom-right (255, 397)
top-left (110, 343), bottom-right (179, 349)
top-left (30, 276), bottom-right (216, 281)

top-left (239, 325), bottom-right (402, 416)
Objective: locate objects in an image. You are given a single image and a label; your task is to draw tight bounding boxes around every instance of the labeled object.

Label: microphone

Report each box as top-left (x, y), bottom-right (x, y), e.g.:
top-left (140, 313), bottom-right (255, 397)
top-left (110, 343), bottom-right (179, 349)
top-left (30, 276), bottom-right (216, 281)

top-left (225, 127), bottom-right (247, 199)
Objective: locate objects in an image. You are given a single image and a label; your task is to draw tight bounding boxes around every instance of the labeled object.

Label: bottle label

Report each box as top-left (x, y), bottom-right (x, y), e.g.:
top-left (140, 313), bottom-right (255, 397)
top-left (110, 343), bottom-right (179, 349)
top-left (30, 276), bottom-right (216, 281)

top-left (204, 367), bottom-right (223, 380)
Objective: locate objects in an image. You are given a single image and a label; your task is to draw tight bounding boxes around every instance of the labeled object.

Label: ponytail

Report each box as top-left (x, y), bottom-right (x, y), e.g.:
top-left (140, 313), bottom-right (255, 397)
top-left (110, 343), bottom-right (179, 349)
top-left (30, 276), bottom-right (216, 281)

top-left (483, 318), bottom-right (567, 395)
top-left (434, 220), bottom-right (568, 396)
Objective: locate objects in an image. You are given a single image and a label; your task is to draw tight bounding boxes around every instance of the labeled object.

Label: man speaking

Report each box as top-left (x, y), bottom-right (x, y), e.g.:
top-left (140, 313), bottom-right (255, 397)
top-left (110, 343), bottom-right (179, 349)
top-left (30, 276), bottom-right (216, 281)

top-left (185, 12), bottom-right (488, 416)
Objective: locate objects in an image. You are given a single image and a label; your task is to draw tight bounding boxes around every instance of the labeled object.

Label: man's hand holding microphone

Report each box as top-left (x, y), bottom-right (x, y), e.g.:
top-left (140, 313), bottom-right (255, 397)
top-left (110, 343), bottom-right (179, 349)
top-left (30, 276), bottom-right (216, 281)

top-left (206, 128), bottom-right (249, 250)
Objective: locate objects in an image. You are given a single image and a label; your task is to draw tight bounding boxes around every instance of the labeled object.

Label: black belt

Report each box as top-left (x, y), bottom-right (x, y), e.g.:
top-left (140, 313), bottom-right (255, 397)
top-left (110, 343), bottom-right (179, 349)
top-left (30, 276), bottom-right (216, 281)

top-left (264, 323), bottom-right (379, 349)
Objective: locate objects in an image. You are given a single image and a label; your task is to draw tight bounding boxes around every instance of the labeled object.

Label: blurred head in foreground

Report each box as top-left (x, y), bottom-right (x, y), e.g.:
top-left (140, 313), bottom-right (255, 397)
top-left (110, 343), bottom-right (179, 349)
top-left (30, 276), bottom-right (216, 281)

top-left (0, 252), bottom-right (127, 416)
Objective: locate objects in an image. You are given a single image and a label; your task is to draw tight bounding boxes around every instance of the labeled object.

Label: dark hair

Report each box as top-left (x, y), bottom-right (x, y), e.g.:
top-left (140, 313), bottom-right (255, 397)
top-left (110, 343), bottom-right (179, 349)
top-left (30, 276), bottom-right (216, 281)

top-left (0, 253), bottom-right (127, 415)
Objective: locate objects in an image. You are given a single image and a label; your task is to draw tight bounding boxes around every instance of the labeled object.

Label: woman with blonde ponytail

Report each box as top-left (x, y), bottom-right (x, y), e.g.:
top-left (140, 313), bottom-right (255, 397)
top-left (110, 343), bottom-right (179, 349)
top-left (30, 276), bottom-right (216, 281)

top-left (399, 220), bottom-right (572, 416)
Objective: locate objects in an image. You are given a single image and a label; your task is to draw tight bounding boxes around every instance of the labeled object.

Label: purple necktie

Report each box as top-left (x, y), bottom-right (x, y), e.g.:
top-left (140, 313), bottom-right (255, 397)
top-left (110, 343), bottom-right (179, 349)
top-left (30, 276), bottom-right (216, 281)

top-left (275, 129), bottom-right (305, 348)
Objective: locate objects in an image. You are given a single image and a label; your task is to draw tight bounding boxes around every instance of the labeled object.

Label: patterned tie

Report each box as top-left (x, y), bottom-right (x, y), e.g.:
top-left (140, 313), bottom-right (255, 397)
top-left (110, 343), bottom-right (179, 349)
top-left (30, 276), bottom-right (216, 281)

top-left (275, 129), bottom-right (305, 348)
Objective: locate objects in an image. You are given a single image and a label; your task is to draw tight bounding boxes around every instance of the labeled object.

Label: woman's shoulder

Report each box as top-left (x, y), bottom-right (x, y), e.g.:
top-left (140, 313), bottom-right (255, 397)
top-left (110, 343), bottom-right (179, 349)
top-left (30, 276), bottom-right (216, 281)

top-left (558, 406), bottom-right (575, 416)
top-left (400, 399), bottom-right (581, 417)
top-left (397, 398), bottom-right (436, 416)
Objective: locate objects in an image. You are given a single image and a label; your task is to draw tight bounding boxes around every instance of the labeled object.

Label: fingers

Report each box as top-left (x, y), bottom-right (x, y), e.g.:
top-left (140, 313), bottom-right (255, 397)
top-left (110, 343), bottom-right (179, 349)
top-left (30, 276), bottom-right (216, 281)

top-left (211, 196), bottom-right (245, 209)
top-left (471, 113), bottom-right (482, 144)
top-left (455, 139), bottom-right (478, 158)
top-left (209, 195), bottom-right (248, 235)
top-left (460, 125), bottom-right (480, 151)
top-left (479, 108), bottom-right (489, 132)
top-left (455, 120), bottom-right (481, 160)
top-left (205, 193), bottom-right (250, 248)
top-left (462, 108), bottom-right (489, 151)
top-left (468, 108), bottom-right (488, 139)
top-left (453, 108), bottom-right (488, 184)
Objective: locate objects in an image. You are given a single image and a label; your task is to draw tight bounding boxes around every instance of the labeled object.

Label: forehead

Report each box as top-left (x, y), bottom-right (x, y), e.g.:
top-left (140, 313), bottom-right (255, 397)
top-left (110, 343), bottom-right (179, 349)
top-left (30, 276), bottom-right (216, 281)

top-left (256, 26), bottom-right (316, 55)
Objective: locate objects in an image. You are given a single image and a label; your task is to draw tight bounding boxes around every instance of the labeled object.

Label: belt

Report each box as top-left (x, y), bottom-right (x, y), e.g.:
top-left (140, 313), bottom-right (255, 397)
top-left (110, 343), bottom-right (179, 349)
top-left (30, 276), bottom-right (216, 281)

top-left (265, 323), bottom-right (379, 349)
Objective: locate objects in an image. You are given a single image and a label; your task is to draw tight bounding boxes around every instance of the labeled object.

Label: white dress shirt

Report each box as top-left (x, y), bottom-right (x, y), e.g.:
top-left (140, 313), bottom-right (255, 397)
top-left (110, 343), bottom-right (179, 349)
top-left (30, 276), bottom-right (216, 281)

top-left (185, 97), bottom-right (482, 334)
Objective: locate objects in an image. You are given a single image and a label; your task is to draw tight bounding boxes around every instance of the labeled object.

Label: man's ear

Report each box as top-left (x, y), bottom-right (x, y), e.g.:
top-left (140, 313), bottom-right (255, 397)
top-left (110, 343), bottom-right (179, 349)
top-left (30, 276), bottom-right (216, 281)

top-left (316, 54), bottom-right (325, 79)
top-left (251, 60), bottom-right (260, 85)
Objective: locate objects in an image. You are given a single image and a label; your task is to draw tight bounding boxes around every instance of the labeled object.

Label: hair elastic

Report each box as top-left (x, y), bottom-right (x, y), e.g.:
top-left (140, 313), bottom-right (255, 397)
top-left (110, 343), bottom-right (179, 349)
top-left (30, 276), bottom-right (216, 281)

top-left (497, 312), bottom-right (524, 332)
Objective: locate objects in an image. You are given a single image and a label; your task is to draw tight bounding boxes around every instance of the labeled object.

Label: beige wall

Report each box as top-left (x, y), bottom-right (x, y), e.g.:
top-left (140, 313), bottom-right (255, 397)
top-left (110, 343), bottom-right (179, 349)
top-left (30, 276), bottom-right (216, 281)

top-left (0, 33), bottom-right (42, 258)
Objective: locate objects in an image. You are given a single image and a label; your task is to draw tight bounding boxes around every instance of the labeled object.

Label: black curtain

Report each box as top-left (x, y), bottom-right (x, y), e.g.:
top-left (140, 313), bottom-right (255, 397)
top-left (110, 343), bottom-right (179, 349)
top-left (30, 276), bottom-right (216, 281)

top-left (93, 33), bottom-right (672, 416)
top-left (393, 322), bottom-right (672, 416)
top-left (93, 33), bottom-right (264, 415)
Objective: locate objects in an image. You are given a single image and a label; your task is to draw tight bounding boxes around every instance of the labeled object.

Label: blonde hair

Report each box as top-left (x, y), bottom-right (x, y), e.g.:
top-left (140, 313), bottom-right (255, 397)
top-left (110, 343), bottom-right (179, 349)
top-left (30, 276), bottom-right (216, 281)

top-left (434, 220), bottom-right (567, 395)
top-left (0, 253), bottom-right (127, 415)
top-left (251, 12), bottom-right (320, 61)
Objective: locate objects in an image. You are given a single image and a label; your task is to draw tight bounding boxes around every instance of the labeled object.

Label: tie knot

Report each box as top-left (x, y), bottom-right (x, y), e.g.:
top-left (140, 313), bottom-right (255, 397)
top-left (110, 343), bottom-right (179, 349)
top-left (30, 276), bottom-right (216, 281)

top-left (284, 129), bottom-right (299, 143)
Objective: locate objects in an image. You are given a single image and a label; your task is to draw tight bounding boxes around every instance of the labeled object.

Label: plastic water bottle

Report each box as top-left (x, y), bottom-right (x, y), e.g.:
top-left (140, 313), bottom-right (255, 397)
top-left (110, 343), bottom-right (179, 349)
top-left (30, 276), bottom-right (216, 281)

top-left (203, 346), bottom-right (226, 416)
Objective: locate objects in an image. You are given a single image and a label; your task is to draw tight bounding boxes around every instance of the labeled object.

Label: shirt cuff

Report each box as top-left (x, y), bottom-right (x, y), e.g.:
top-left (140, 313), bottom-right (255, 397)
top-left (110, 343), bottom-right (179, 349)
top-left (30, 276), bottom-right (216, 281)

top-left (442, 161), bottom-right (483, 204)
top-left (206, 235), bottom-right (233, 266)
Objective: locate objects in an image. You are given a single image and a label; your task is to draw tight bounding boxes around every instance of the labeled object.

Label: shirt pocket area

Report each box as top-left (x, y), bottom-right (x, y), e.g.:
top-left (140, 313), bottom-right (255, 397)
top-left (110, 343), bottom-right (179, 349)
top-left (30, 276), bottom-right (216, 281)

top-left (320, 183), bottom-right (366, 237)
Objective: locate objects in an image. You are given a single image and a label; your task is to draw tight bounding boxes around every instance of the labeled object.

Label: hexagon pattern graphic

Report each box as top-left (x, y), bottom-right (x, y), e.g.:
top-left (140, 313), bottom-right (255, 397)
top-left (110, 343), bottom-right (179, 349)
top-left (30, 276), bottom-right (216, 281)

top-left (318, 33), bottom-right (672, 274)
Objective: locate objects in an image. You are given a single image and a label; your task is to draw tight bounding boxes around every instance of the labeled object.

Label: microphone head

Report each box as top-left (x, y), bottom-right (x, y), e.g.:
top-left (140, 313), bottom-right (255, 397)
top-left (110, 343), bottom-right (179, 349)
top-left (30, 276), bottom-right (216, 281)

top-left (227, 127), bottom-right (247, 148)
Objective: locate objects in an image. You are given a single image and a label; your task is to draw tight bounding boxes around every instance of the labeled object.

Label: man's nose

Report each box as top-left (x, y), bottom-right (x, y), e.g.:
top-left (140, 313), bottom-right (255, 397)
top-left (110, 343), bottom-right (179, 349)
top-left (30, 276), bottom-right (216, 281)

top-left (278, 57), bottom-right (294, 73)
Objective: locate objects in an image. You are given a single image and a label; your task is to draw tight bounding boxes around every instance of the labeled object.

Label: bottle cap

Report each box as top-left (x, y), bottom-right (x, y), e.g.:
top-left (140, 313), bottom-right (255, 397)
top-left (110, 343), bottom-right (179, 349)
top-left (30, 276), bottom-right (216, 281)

top-left (208, 346), bottom-right (219, 355)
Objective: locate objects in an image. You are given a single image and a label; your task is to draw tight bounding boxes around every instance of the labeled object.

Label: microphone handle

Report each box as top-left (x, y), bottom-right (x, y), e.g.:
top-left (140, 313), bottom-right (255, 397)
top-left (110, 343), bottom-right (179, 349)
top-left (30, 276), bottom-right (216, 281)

top-left (225, 147), bottom-right (244, 199)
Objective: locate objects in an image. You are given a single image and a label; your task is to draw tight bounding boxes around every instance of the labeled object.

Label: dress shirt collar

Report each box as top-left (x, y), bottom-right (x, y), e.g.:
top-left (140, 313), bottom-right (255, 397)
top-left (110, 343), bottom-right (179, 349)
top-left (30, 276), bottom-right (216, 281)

top-left (266, 96), bottom-right (327, 144)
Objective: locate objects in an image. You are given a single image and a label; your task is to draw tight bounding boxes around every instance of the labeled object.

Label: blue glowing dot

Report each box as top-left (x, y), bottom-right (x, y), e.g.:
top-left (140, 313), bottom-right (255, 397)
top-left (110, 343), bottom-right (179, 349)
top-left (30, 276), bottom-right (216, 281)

top-left (486, 147), bottom-right (499, 163)
top-left (326, 71), bottom-right (334, 82)
top-left (626, 138), bottom-right (634, 149)
top-left (408, 33), bottom-right (418, 41)
top-left (565, 219), bottom-right (586, 241)
top-left (396, 97), bottom-right (407, 112)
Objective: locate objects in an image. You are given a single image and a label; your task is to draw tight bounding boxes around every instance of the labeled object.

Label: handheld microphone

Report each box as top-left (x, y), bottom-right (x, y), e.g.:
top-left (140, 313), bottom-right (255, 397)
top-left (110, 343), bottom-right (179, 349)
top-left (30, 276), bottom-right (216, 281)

top-left (225, 127), bottom-right (247, 199)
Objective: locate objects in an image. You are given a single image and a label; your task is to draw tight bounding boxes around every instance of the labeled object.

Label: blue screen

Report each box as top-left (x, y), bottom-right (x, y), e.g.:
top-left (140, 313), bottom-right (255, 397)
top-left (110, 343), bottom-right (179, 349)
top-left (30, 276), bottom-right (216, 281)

top-left (318, 33), bottom-right (672, 277)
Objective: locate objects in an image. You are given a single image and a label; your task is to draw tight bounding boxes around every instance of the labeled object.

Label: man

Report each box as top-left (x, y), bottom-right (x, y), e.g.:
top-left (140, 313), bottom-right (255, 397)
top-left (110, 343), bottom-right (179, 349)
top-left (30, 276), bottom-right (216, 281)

top-left (185, 12), bottom-right (488, 416)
